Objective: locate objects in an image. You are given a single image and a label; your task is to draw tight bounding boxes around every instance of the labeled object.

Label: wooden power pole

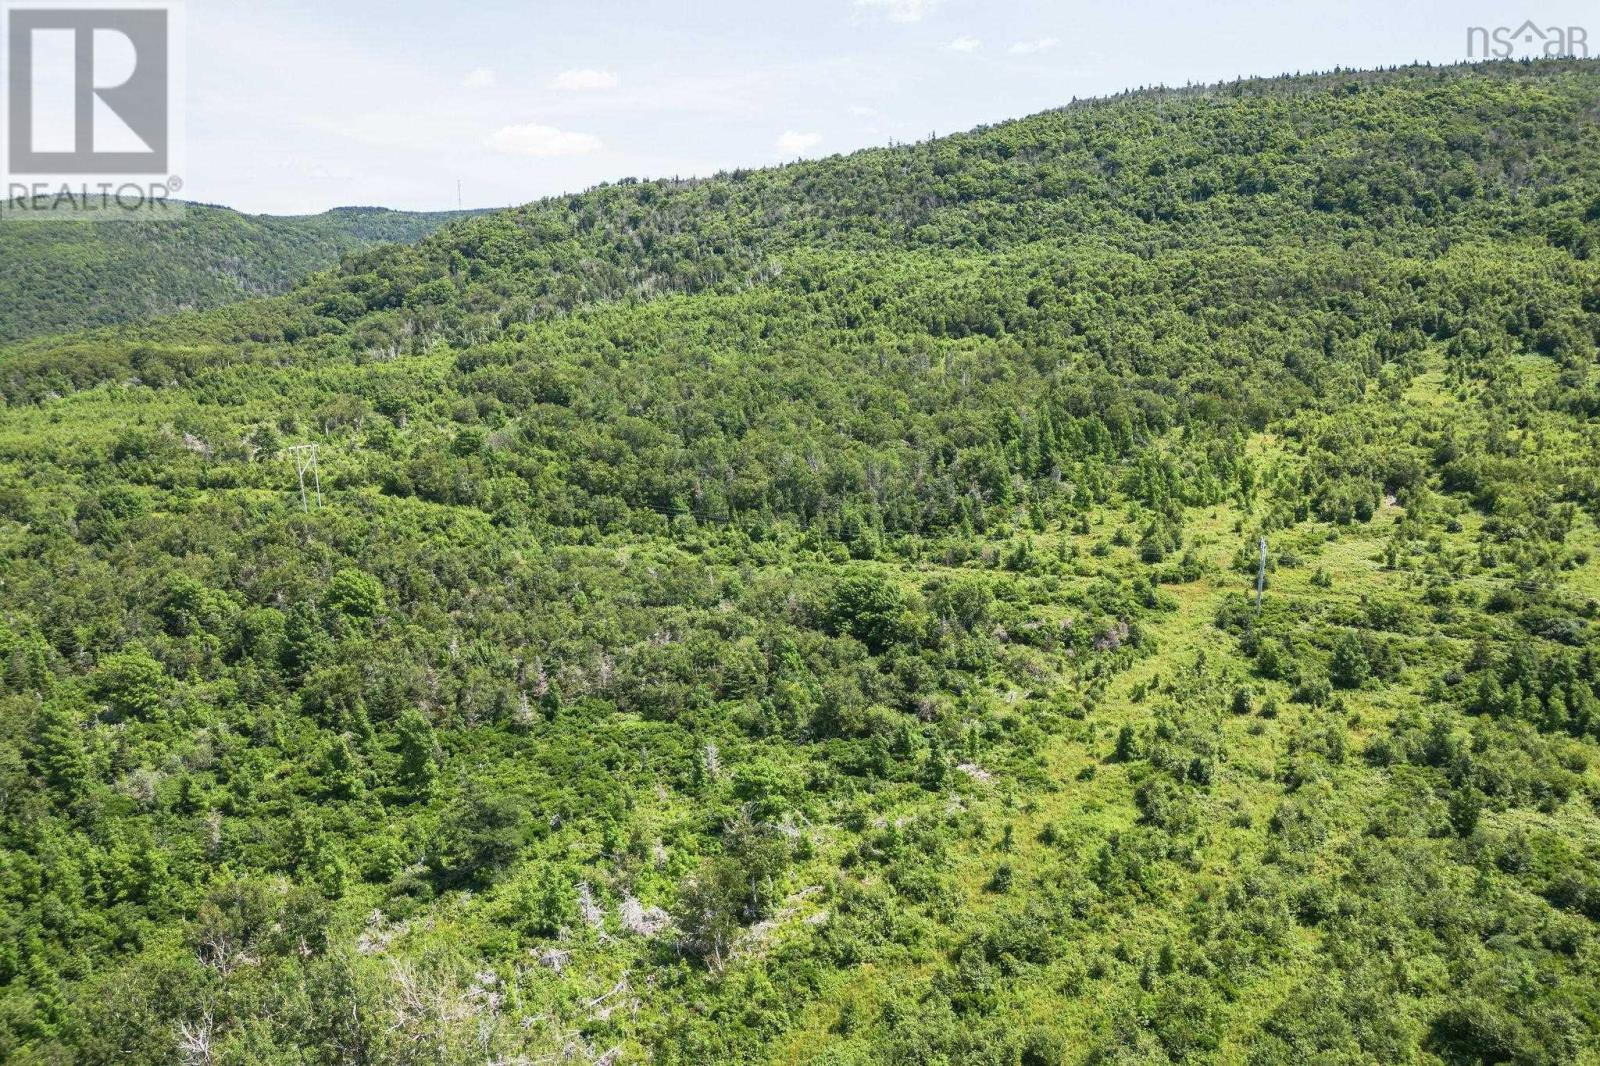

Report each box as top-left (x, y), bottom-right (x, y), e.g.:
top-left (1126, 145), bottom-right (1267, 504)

top-left (1255, 536), bottom-right (1267, 613)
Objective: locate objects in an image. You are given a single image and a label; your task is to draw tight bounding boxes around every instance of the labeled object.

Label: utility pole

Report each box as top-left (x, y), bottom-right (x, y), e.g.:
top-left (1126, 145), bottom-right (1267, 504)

top-left (286, 444), bottom-right (322, 512)
top-left (457, 179), bottom-right (462, 209)
top-left (1255, 536), bottom-right (1267, 613)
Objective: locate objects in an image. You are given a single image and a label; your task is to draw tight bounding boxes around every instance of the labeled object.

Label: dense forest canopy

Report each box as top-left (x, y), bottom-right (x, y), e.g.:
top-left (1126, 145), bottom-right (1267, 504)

top-left (0, 59), bottom-right (1599, 1064)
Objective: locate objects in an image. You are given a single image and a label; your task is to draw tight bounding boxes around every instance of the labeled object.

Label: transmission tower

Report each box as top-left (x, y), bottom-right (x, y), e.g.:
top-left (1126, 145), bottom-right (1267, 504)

top-left (286, 444), bottom-right (322, 511)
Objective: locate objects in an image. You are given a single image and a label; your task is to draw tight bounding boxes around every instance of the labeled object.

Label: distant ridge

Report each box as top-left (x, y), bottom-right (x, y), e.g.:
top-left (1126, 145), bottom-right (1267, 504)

top-left (0, 201), bottom-right (483, 342)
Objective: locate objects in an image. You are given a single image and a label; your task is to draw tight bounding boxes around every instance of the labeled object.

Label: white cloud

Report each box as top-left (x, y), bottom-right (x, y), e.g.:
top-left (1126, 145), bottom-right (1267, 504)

top-left (549, 68), bottom-right (619, 91)
top-left (854, 0), bottom-right (936, 23)
top-left (462, 67), bottom-right (496, 89)
top-left (485, 123), bottom-right (603, 157)
top-left (946, 35), bottom-right (981, 52)
top-left (269, 155), bottom-right (353, 183)
top-left (1008, 36), bottom-right (1060, 55)
top-left (849, 104), bottom-right (879, 117)
top-left (776, 130), bottom-right (822, 154)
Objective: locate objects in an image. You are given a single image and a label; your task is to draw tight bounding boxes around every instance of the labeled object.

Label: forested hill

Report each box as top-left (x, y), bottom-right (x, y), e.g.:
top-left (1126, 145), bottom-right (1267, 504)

top-left (0, 203), bottom-right (476, 343)
top-left (2, 61), bottom-right (1600, 1064)
top-left (8, 59), bottom-right (1599, 389)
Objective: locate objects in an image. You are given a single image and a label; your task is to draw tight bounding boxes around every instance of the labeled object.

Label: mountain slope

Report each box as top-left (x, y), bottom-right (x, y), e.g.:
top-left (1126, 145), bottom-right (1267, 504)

top-left (0, 61), bottom-right (1598, 1065)
top-left (0, 203), bottom-right (477, 342)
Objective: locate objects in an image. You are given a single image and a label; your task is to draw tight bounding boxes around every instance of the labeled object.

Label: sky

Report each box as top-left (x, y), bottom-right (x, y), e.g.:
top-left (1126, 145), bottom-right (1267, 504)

top-left (176, 0), bottom-right (1598, 215)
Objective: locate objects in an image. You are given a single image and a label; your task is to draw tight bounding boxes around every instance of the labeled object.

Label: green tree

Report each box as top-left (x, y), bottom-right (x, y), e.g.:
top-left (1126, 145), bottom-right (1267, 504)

top-left (318, 734), bottom-right (363, 798)
top-left (1329, 632), bottom-right (1372, 689)
top-left (673, 858), bottom-right (744, 970)
top-left (395, 709), bottom-right (439, 798)
top-left (824, 571), bottom-right (905, 652)
top-left (91, 647), bottom-right (168, 720)
top-left (29, 699), bottom-right (89, 800)
top-left (325, 567), bottom-right (385, 620)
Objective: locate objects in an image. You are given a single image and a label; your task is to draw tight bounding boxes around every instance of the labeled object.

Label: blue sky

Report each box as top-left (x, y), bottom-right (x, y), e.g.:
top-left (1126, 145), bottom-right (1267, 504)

top-left (185, 0), bottom-right (1597, 214)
